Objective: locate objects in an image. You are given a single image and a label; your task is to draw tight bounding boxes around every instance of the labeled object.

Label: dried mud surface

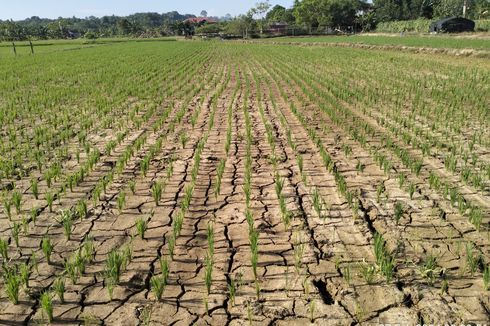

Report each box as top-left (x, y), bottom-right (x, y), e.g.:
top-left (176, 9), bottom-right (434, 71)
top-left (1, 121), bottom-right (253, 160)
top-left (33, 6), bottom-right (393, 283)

top-left (0, 44), bottom-right (489, 325)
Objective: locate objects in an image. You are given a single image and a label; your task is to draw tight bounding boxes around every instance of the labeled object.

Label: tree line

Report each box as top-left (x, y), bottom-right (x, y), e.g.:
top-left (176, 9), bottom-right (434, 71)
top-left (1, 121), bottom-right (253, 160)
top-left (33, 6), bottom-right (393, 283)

top-left (1, 0), bottom-right (489, 41)
top-left (0, 12), bottom-right (199, 41)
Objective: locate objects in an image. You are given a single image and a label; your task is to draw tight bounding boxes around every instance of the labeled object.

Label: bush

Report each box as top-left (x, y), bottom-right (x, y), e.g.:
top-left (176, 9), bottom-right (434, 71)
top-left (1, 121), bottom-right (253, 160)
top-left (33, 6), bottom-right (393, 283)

top-left (476, 20), bottom-right (490, 31)
top-left (84, 32), bottom-right (98, 40)
top-left (196, 23), bottom-right (222, 35)
top-left (376, 19), bottom-right (490, 33)
top-left (376, 19), bottom-right (431, 33)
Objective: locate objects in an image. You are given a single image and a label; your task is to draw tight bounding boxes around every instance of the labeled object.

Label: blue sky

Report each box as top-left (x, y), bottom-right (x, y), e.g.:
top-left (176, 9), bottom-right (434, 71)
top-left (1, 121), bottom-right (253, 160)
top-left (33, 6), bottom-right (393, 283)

top-left (1, 0), bottom-right (295, 20)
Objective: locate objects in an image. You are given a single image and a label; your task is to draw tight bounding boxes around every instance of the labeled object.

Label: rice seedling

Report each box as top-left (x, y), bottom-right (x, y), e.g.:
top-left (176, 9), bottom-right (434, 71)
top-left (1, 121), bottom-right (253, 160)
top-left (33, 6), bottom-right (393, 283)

top-left (140, 157), bottom-right (150, 177)
top-left (92, 186), bottom-right (101, 206)
top-left (104, 249), bottom-right (124, 299)
top-left (135, 217), bottom-right (149, 240)
top-left (159, 256), bottom-right (170, 286)
top-left (4, 267), bottom-right (21, 304)
top-left (29, 207), bottom-right (39, 225)
top-left (250, 228), bottom-right (259, 280)
top-left (356, 160), bottom-right (365, 173)
top-left (167, 234), bottom-right (176, 260)
top-left (21, 215), bottom-right (29, 235)
top-left (408, 182), bottom-right (416, 200)
top-left (172, 211), bottom-right (184, 238)
top-left (3, 197), bottom-right (12, 220)
top-left (214, 159), bottom-right (226, 198)
top-left (76, 199), bottom-right (88, 220)
top-left (58, 209), bottom-right (74, 240)
top-left (398, 173), bottom-right (406, 188)
top-left (342, 264), bottom-right (352, 285)
top-left (42, 236), bottom-right (54, 264)
top-left (179, 133), bottom-right (189, 149)
top-left (65, 258), bottom-right (78, 285)
top-left (419, 254), bottom-right (438, 285)
top-left (117, 191), bottom-right (126, 213)
top-left (247, 302), bottom-right (253, 326)
top-left (52, 277), bottom-right (66, 303)
top-left (0, 238), bottom-right (8, 260)
top-left (128, 180), bottom-right (136, 195)
top-left (394, 202), bottom-right (404, 224)
top-left (465, 242), bottom-right (480, 276)
top-left (19, 262), bottom-right (31, 288)
top-left (11, 221), bottom-right (20, 247)
top-left (151, 181), bottom-right (163, 206)
top-left (207, 222), bottom-right (214, 258)
top-left (82, 237), bottom-right (95, 263)
top-left (374, 233), bottom-right (395, 282)
top-left (358, 261), bottom-right (376, 284)
top-left (484, 265), bottom-right (490, 291)
top-left (40, 291), bottom-right (54, 323)
top-left (46, 192), bottom-right (54, 212)
top-left (312, 187), bottom-right (328, 221)
top-left (121, 242), bottom-right (133, 271)
top-left (31, 251), bottom-right (39, 274)
top-left (140, 306), bottom-right (153, 326)
top-left (296, 153), bottom-right (304, 175)
top-left (31, 179), bottom-right (39, 199)
top-left (469, 207), bottom-right (482, 231)
top-left (228, 272), bottom-right (242, 307)
top-left (150, 275), bottom-right (166, 301)
top-left (308, 299), bottom-right (316, 323)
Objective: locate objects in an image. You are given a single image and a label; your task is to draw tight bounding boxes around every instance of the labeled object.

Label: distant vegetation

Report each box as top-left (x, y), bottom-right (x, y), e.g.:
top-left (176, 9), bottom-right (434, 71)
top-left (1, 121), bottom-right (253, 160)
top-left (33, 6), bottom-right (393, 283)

top-left (262, 34), bottom-right (490, 50)
top-left (376, 18), bottom-right (490, 33)
top-left (0, 0), bottom-right (489, 41)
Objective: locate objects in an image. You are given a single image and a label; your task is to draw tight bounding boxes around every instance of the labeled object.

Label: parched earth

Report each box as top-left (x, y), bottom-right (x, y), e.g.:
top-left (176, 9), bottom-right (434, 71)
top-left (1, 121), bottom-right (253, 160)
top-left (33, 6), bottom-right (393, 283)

top-left (0, 42), bottom-right (489, 325)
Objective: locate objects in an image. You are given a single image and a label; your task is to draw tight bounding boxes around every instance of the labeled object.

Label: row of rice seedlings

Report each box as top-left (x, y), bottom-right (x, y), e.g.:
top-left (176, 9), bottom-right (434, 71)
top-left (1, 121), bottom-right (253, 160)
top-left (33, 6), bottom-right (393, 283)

top-left (0, 44), bottom-right (204, 194)
top-left (259, 72), bottom-right (334, 228)
top-left (150, 67), bottom-right (229, 305)
top-left (264, 49), bottom-right (486, 237)
top-left (0, 50), bottom-right (214, 308)
top-left (241, 74), bottom-right (261, 300)
top-left (203, 222), bottom-right (214, 314)
top-left (0, 48), bottom-right (211, 271)
top-left (257, 47), bottom-right (490, 294)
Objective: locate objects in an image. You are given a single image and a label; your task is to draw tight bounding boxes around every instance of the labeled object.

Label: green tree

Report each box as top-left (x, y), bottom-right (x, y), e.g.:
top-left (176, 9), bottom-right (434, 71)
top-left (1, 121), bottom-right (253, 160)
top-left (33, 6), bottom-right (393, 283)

top-left (249, 1), bottom-right (272, 34)
top-left (0, 21), bottom-right (27, 41)
top-left (267, 5), bottom-right (296, 23)
top-left (374, 0), bottom-right (407, 21)
top-left (46, 19), bottom-right (68, 38)
top-left (294, 0), bottom-right (363, 32)
top-left (473, 0), bottom-right (490, 18)
top-left (224, 15), bottom-right (255, 37)
top-left (294, 0), bottom-right (320, 32)
top-left (117, 18), bottom-right (133, 35)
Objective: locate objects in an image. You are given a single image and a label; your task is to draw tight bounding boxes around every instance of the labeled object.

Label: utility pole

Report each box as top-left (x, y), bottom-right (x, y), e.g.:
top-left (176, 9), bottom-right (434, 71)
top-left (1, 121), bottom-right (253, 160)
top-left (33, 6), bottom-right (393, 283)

top-left (463, 0), bottom-right (467, 18)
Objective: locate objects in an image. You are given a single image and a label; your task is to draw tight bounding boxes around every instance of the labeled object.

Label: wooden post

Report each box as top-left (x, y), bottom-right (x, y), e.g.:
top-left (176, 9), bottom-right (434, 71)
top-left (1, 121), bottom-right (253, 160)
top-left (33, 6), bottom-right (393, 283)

top-left (29, 40), bottom-right (34, 55)
top-left (12, 42), bottom-right (17, 56)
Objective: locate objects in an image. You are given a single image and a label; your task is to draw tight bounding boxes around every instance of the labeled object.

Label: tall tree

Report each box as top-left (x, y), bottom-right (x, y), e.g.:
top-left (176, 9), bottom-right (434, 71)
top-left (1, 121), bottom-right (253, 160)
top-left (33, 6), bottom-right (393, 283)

top-left (249, 1), bottom-right (272, 33)
top-left (294, 0), bottom-right (363, 31)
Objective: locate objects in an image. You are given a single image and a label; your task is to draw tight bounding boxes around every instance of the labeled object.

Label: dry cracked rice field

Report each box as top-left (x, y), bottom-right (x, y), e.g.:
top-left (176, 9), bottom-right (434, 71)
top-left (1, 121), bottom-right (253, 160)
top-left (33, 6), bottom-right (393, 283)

top-left (0, 41), bottom-right (489, 325)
